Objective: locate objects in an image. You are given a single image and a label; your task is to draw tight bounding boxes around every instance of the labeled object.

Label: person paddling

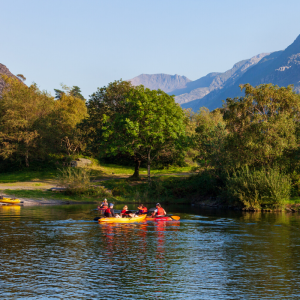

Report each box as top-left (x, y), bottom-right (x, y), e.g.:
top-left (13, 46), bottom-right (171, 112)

top-left (120, 205), bottom-right (134, 218)
top-left (137, 204), bottom-right (148, 215)
top-left (104, 203), bottom-right (118, 217)
top-left (99, 199), bottom-right (108, 209)
top-left (152, 203), bottom-right (166, 217)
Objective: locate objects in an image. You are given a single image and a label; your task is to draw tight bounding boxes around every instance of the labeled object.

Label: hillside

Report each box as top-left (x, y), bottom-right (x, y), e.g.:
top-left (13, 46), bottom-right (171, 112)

top-left (0, 64), bottom-right (19, 95)
top-left (182, 35), bottom-right (300, 110)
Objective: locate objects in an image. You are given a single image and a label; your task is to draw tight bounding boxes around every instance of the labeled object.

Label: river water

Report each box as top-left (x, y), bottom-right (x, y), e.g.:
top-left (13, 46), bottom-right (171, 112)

top-left (1, 204), bottom-right (300, 299)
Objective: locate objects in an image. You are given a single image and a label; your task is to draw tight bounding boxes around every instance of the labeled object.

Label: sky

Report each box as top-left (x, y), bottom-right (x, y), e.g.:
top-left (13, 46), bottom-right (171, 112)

top-left (1, 0), bottom-right (300, 98)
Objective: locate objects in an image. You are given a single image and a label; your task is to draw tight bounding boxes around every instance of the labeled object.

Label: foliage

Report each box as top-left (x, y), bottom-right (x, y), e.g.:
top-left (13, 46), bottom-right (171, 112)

top-left (222, 84), bottom-right (300, 171)
top-left (194, 107), bottom-right (227, 171)
top-left (0, 76), bottom-right (87, 168)
top-left (54, 85), bottom-right (85, 100)
top-left (57, 167), bottom-right (111, 196)
top-left (225, 167), bottom-right (291, 209)
top-left (80, 80), bottom-right (188, 181)
top-left (0, 75), bottom-right (55, 167)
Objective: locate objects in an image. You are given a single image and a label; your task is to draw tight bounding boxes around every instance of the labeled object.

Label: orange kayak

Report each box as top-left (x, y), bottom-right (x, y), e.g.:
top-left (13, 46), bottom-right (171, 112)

top-left (146, 216), bottom-right (180, 221)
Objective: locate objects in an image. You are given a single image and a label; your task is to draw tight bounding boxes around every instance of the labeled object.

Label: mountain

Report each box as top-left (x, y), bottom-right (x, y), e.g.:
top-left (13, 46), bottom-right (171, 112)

top-left (129, 74), bottom-right (191, 93)
top-left (174, 53), bottom-right (269, 104)
top-left (130, 35), bottom-right (300, 111)
top-left (183, 35), bottom-right (300, 111)
top-left (0, 64), bottom-right (19, 95)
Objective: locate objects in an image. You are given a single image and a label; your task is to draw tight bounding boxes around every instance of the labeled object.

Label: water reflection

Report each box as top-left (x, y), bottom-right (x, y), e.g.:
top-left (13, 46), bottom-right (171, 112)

top-left (1, 205), bottom-right (300, 299)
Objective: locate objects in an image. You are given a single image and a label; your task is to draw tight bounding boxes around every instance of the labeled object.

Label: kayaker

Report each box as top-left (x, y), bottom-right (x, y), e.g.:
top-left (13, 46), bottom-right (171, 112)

top-left (137, 204), bottom-right (148, 215)
top-left (100, 199), bottom-right (108, 209)
top-left (152, 203), bottom-right (166, 217)
top-left (120, 205), bottom-right (134, 218)
top-left (104, 203), bottom-right (118, 217)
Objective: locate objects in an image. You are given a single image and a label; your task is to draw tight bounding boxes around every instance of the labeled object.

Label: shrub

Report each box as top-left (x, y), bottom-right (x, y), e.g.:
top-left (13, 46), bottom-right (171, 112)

top-left (57, 167), bottom-right (91, 194)
top-left (226, 167), bottom-right (291, 209)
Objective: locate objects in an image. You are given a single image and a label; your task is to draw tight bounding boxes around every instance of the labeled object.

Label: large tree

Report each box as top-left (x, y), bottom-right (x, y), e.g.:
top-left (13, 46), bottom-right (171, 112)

top-left (222, 84), bottom-right (300, 171)
top-left (81, 80), bottom-right (187, 181)
top-left (0, 75), bottom-right (54, 167)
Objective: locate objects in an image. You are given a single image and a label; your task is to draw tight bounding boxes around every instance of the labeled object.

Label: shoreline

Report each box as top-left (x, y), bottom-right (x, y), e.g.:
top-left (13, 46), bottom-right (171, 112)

top-left (193, 198), bottom-right (300, 212)
top-left (0, 193), bottom-right (96, 206)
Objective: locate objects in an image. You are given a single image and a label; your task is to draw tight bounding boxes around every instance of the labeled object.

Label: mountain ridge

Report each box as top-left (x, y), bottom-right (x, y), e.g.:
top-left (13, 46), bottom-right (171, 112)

top-left (131, 34), bottom-right (300, 111)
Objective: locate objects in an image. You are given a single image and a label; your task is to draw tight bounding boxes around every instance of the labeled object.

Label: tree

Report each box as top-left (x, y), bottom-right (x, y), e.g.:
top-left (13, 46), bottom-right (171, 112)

top-left (0, 75), bottom-right (54, 167)
top-left (222, 84), bottom-right (300, 171)
top-left (54, 85), bottom-right (85, 101)
top-left (194, 107), bottom-right (227, 171)
top-left (39, 88), bottom-right (88, 156)
top-left (96, 83), bottom-right (187, 182)
top-left (79, 79), bottom-right (134, 161)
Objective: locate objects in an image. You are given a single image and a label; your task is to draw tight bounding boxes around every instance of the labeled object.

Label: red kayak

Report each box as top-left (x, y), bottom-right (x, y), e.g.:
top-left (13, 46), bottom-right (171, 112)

top-left (146, 216), bottom-right (180, 221)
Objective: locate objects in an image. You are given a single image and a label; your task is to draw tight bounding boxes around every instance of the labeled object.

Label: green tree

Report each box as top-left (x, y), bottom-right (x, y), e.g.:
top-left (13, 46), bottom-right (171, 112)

top-left (39, 88), bottom-right (88, 156)
top-left (54, 85), bottom-right (85, 101)
top-left (0, 75), bottom-right (54, 167)
top-left (194, 107), bottom-right (227, 171)
top-left (222, 84), bottom-right (300, 171)
top-left (80, 80), bottom-right (187, 182)
top-left (102, 84), bottom-right (186, 182)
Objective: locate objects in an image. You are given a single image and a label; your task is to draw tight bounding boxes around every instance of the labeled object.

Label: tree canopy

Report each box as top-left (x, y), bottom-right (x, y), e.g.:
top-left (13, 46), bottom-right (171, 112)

top-left (80, 80), bottom-right (187, 181)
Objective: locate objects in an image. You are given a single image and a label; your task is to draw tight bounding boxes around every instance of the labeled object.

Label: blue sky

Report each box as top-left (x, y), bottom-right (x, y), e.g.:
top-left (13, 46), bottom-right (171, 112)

top-left (1, 0), bottom-right (300, 98)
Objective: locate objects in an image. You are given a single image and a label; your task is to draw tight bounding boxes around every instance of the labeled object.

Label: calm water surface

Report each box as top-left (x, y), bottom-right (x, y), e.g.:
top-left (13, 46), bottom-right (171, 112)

top-left (1, 204), bottom-right (300, 299)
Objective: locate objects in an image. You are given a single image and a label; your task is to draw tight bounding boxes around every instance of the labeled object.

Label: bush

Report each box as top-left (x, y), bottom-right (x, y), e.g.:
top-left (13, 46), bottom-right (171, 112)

top-left (226, 167), bottom-right (291, 209)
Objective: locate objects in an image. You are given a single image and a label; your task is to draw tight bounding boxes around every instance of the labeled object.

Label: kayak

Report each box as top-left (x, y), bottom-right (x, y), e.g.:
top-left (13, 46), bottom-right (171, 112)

top-left (0, 198), bottom-right (21, 204)
top-left (98, 214), bottom-right (147, 223)
top-left (146, 216), bottom-right (180, 221)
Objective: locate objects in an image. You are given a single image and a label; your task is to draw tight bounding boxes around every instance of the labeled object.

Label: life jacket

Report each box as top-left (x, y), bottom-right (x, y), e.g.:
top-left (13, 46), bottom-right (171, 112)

top-left (101, 203), bottom-right (108, 209)
top-left (104, 208), bottom-right (111, 217)
top-left (142, 207), bottom-right (148, 213)
top-left (157, 207), bottom-right (165, 216)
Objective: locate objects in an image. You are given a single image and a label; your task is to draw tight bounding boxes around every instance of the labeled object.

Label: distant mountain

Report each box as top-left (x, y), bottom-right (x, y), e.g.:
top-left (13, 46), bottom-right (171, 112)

top-left (129, 74), bottom-right (191, 93)
top-left (0, 64), bottom-right (19, 95)
top-left (174, 53), bottom-right (269, 105)
top-left (130, 35), bottom-right (300, 111)
top-left (183, 35), bottom-right (300, 111)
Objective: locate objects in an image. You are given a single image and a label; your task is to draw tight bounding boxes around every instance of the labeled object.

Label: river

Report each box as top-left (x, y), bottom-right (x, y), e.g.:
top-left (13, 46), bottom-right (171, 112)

top-left (1, 204), bottom-right (300, 299)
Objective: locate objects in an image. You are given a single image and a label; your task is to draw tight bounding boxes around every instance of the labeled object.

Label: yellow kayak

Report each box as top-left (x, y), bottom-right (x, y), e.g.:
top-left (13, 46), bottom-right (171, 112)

top-left (98, 214), bottom-right (147, 223)
top-left (0, 198), bottom-right (21, 204)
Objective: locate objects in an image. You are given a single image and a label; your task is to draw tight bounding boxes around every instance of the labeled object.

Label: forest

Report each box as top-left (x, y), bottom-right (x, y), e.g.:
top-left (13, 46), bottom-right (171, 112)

top-left (1, 74), bottom-right (300, 209)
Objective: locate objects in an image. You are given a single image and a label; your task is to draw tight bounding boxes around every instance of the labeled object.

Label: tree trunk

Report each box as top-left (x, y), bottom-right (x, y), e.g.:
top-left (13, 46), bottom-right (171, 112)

top-left (147, 150), bottom-right (151, 184)
top-left (130, 159), bottom-right (141, 180)
top-left (25, 148), bottom-right (29, 167)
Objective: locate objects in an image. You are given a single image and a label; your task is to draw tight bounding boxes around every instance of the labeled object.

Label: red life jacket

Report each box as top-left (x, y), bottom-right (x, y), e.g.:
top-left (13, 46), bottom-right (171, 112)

top-left (105, 208), bottom-right (111, 216)
top-left (157, 207), bottom-right (165, 216)
top-left (142, 207), bottom-right (148, 213)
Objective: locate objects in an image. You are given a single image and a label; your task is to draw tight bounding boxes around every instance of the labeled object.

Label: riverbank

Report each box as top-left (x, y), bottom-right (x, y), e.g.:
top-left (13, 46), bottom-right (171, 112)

top-left (0, 166), bottom-right (196, 206)
top-left (192, 197), bottom-right (300, 212)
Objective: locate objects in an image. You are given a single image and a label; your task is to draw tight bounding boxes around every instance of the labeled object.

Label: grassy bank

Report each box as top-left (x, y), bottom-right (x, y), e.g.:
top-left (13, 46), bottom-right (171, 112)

top-left (0, 163), bottom-right (196, 204)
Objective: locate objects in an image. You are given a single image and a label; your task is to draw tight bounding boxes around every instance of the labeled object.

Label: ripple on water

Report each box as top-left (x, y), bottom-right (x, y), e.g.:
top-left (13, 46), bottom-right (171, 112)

top-left (1, 206), bottom-right (300, 299)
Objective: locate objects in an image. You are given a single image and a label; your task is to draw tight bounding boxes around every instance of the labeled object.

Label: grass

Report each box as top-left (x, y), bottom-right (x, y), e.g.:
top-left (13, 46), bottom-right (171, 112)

top-left (2, 189), bottom-right (116, 203)
top-left (0, 170), bottom-right (58, 183)
top-left (90, 163), bottom-right (194, 178)
top-left (0, 163), bottom-right (195, 184)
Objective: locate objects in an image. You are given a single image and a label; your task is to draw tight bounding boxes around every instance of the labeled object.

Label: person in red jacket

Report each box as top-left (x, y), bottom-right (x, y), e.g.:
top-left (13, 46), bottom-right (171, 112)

top-left (120, 205), bottom-right (134, 218)
top-left (152, 203), bottom-right (166, 217)
top-left (104, 203), bottom-right (118, 217)
top-left (137, 204), bottom-right (148, 215)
